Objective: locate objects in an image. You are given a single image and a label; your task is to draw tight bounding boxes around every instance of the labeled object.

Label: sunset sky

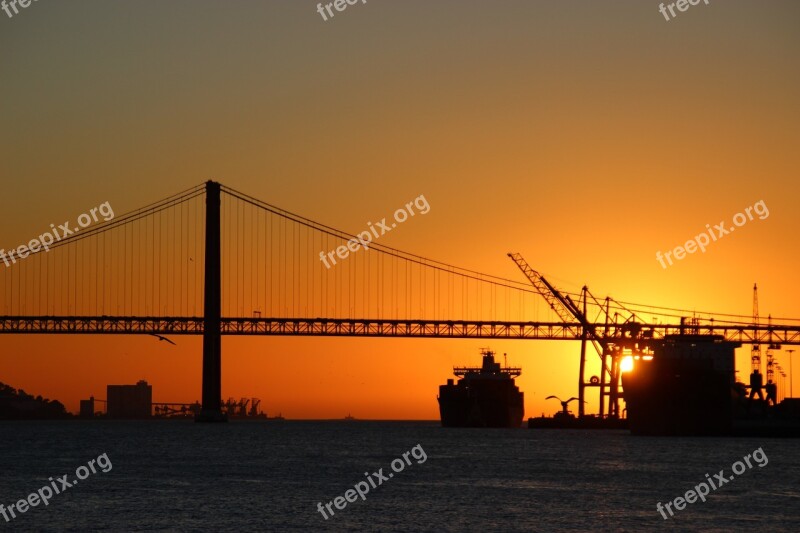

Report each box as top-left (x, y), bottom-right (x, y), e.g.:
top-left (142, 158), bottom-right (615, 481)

top-left (2, 1), bottom-right (799, 419)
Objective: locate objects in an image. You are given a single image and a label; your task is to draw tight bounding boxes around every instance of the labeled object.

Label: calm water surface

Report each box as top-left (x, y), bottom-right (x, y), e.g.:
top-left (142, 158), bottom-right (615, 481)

top-left (1, 421), bottom-right (798, 532)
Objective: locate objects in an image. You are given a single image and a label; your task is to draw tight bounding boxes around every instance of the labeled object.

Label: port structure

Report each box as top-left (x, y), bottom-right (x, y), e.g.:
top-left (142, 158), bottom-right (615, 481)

top-left (507, 253), bottom-right (639, 419)
top-left (752, 283), bottom-right (761, 374)
top-left (751, 284), bottom-right (781, 401)
top-left (453, 348), bottom-right (522, 379)
top-left (766, 313), bottom-right (781, 387)
top-left (2, 181), bottom-right (800, 423)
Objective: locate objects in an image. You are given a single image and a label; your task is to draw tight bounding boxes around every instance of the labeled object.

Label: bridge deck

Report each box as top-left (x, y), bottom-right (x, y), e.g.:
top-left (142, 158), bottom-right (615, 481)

top-left (1, 316), bottom-right (799, 344)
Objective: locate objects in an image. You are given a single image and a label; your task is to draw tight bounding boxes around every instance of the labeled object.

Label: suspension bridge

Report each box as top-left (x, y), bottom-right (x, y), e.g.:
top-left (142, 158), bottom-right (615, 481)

top-left (1, 181), bottom-right (798, 421)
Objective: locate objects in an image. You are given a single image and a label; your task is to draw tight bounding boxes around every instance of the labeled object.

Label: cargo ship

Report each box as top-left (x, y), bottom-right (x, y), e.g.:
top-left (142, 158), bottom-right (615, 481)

top-left (622, 332), bottom-right (800, 437)
top-left (437, 349), bottom-right (524, 428)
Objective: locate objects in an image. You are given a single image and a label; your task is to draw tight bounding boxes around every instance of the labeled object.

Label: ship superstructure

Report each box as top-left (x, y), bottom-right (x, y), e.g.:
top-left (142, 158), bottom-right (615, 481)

top-left (437, 349), bottom-right (524, 428)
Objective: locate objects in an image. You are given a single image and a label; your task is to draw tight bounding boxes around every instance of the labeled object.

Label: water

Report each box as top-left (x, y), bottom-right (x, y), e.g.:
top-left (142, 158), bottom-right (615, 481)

top-left (1, 421), bottom-right (798, 532)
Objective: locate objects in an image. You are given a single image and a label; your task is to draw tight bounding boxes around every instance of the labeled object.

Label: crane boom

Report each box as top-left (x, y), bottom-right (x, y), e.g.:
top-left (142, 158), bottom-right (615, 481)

top-left (507, 253), bottom-right (604, 347)
top-left (507, 253), bottom-right (577, 324)
top-left (507, 252), bottom-right (623, 418)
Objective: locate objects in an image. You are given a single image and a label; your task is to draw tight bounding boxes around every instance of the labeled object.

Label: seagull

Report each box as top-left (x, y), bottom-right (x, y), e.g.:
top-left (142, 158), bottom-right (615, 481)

top-left (545, 395), bottom-right (584, 416)
top-left (149, 333), bottom-right (176, 346)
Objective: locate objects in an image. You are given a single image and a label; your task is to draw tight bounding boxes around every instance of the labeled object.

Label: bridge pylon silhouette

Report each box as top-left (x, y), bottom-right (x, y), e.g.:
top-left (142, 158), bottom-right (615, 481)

top-left (197, 180), bottom-right (226, 422)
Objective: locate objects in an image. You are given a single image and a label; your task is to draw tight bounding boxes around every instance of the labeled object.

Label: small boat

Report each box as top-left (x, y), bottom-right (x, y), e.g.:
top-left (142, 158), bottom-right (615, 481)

top-left (528, 414), bottom-right (628, 430)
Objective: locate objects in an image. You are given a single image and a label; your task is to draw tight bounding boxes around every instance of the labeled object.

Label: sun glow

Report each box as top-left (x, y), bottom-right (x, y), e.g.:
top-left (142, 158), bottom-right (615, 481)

top-left (620, 356), bottom-right (634, 373)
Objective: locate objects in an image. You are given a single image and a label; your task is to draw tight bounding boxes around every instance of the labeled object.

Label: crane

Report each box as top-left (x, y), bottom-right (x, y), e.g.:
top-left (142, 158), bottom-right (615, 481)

top-left (752, 283), bottom-right (761, 375)
top-left (249, 398), bottom-right (262, 417)
top-left (238, 398), bottom-right (250, 417)
top-left (507, 253), bottom-right (626, 418)
top-left (766, 314), bottom-right (775, 389)
top-left (749, 284), bottom-right (782, 404)
top-left (766, 313), bottom-right (782, 404)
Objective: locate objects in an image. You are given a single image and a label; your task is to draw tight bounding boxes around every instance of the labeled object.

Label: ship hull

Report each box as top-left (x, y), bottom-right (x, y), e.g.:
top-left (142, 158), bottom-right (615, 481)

top-left (623, 359), bottom-right (800, 437)
top-left (438, 381), bottom-right (523, 428)
top-left (622, 357), bottom-right (731, 436)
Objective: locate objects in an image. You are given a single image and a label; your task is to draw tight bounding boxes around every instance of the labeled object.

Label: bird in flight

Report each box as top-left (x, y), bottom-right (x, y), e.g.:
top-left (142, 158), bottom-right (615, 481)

top-left (149, 333), bottom-right (176, 346)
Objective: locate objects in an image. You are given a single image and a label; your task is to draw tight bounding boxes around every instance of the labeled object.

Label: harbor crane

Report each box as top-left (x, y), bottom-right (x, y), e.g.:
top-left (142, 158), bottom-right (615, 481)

top-left (508, 253), bottom-right (637, 418)
top-left (751, 284), bottom-right (781, 400)
top-left (249, 398), bottom-right (262, 417)
top-left (752, 283), bottom-right (761, 374)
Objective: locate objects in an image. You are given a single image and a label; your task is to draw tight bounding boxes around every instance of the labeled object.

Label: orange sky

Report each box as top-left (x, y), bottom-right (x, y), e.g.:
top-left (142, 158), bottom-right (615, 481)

top-left (2, 1), bottom-right (800, 419)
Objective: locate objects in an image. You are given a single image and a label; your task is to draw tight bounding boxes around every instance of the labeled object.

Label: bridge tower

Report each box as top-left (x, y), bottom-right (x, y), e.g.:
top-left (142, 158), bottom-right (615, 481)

top-left (197, 180), bottom-right (227, 422)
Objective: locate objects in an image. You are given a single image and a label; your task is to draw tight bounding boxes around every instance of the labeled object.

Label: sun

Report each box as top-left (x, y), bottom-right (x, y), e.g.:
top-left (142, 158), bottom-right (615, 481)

top-left (620, 355), bottom-right (634, 373)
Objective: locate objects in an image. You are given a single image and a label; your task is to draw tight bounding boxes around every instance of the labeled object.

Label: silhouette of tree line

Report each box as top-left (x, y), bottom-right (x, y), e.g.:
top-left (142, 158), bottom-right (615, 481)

top-left (0, 382), bottom-right (71, 419)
